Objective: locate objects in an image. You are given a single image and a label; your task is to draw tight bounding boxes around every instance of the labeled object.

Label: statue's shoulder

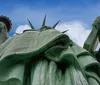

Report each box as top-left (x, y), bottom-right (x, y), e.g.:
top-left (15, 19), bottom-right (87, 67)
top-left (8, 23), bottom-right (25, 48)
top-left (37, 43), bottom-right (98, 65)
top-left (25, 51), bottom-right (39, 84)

top-left (71, 42), bottom-right (90, 56)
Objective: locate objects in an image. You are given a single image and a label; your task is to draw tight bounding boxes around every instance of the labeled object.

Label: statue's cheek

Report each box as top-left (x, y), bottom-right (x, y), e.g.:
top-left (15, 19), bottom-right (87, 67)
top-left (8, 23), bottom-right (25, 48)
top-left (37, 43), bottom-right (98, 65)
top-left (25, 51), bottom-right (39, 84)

top-left (0, 24), bottom-right (6, 32)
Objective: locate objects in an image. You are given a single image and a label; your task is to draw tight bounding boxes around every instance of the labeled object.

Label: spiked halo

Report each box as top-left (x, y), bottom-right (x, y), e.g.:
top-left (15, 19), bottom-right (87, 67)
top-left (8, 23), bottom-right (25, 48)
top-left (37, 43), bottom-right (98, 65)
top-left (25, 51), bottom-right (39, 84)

top-left (27, 15), bottom-right (62, 31)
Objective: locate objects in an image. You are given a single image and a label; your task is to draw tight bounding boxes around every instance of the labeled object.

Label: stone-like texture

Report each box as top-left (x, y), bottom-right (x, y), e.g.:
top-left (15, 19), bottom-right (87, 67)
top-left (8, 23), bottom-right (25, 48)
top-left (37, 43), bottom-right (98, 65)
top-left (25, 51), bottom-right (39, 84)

top-left (0, 29), bottom-right (100, 85)
top-left (0, 16), bottom-right (100, 85)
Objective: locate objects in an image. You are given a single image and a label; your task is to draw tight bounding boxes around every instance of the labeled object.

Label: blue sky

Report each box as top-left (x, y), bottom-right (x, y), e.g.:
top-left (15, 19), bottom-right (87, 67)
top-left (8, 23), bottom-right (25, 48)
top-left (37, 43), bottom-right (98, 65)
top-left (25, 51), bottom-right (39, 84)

top-left (1, 0), bottom-right (100, 36)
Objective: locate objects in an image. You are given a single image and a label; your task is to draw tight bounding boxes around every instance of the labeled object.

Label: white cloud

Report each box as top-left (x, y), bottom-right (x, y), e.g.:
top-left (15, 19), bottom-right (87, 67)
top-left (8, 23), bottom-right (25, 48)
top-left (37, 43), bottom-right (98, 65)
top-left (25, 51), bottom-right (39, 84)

top-left (56, 21), bottom-right (91, 47)
top-left (15, 24), bottom-right (31, 34)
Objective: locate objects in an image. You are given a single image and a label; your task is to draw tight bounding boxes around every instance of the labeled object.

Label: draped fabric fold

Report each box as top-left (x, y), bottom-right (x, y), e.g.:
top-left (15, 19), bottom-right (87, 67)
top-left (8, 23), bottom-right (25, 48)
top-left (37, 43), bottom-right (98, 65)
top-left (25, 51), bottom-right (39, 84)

top-left (0, 30), bottom-right (100, 85)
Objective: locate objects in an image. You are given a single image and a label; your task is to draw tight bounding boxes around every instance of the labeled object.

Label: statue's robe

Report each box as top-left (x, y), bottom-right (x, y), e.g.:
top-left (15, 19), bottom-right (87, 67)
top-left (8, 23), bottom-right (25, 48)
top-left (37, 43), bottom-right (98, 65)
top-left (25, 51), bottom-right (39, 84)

top-left (0, 29), bottom-right (100, 85)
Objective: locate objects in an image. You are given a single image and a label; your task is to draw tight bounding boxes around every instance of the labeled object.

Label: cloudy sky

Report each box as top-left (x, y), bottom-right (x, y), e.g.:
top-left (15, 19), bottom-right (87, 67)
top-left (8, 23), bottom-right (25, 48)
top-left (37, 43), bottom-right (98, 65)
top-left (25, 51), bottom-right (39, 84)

top-left (1, 0), bottom-right (100, 47)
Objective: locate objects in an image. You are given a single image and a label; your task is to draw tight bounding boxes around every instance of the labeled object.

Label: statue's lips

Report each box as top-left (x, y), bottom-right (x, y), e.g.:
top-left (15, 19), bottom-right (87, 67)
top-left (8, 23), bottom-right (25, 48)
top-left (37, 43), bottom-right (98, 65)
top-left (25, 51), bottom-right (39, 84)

top-left (0, 29), bottom-right (70, 63)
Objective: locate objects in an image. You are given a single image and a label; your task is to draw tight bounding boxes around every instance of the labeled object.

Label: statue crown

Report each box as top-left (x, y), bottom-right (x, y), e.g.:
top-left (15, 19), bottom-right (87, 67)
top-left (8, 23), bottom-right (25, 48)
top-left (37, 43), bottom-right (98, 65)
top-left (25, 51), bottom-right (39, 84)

top-left (28, 15), bottom-right (60, 31)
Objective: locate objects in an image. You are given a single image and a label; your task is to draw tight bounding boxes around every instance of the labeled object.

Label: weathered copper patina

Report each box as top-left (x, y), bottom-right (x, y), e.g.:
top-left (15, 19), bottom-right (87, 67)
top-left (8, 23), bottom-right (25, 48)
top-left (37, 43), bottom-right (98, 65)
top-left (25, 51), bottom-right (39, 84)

top-left (0, 16), bottom-right (100, 85)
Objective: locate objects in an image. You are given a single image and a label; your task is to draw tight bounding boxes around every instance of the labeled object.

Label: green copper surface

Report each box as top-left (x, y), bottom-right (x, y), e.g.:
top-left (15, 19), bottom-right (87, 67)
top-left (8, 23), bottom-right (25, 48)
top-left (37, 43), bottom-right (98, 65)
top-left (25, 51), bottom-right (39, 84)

top-left (27, 19), bottom-right (35, 29)
top-left (0, 16), bottom-right (100, 85)
top-left (0, 22), bottom-right (8, 46)
top-left (84, 16), bottom-right (100, 53)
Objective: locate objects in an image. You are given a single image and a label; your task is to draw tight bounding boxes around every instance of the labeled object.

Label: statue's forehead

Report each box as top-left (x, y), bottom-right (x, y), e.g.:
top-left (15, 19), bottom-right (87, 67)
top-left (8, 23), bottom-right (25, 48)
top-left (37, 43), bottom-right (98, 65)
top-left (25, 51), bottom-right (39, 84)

top-left (22, 29), bottom-right (69, 41)
top-left (19, 29), bottom-right (69, 42)
top-left (23, 29), bottom-right (59, 33)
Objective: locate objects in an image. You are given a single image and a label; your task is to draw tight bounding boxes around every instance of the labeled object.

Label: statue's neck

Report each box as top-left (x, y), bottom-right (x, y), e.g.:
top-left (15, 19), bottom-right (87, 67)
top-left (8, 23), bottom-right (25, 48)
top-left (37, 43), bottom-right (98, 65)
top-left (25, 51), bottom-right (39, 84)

top-left (0, 29), bottom-right (8, 46)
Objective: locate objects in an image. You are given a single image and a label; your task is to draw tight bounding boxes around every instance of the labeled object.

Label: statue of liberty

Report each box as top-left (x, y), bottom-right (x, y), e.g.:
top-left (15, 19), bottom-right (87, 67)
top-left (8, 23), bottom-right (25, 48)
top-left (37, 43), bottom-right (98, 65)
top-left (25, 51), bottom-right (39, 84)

top-left (0, 15), bottom-right (100, 85)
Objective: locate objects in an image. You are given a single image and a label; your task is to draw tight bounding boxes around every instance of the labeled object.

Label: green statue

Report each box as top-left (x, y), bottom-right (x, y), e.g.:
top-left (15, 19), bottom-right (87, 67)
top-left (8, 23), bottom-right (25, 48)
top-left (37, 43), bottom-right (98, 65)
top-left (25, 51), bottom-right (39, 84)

top-left (0, 15), bottom-right (100, 85)
top-left (0, 16), bottom-right (12, 46)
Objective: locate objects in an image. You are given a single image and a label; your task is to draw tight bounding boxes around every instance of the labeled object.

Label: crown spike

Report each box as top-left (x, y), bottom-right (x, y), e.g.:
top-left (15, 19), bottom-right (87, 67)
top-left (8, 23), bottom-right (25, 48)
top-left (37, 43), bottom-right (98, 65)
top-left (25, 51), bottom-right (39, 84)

top-left (42, 15), bottom-right (46, 27)
top-left (27, 19), bottom-right (35, 29)
top-left (62, 30), bottom-right (69, 33)
top-left (53, 20), bottom-right (60, 28)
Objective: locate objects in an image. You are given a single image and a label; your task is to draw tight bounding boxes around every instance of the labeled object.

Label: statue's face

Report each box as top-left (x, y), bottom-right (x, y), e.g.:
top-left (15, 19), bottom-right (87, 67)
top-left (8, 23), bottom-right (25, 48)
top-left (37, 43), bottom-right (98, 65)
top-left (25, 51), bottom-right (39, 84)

top-left (0, 22), bottom-right (7, 33)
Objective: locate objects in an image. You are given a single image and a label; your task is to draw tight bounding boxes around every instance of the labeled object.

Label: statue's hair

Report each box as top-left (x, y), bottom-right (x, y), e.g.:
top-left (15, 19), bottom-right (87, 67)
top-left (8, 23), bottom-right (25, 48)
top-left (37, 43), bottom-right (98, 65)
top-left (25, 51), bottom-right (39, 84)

top-left (0, 15), bottom-right (12, 32)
